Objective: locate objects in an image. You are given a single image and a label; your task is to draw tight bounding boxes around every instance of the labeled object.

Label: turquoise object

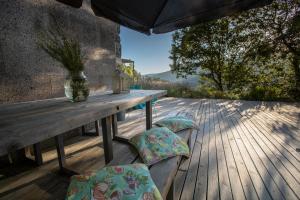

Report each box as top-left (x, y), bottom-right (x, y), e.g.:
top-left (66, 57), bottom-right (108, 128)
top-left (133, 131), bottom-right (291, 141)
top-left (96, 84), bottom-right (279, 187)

top-left (130, 85), bottom-right (157, 110)
top-left (66, 164), bottom-right (162, 200)
top-left (155, 116), bottom-right (198, 132)
top-left (129, 127), bottom-right (190, 165)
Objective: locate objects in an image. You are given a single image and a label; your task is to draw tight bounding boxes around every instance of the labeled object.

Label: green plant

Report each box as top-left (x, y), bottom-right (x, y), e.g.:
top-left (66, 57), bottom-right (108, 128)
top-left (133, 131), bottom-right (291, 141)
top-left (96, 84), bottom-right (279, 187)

top-left (37, 17), bottom-right (89, 102)
top-left (37, 18), bottom-right (84, 74)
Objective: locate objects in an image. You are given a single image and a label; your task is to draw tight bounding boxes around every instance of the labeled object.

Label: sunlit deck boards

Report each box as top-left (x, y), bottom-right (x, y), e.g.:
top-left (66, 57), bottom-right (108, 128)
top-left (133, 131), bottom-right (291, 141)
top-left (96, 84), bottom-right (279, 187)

top-left (176, 99), bottom-right (300, 200)
top-left (0, 98), bottom-right (299, 200)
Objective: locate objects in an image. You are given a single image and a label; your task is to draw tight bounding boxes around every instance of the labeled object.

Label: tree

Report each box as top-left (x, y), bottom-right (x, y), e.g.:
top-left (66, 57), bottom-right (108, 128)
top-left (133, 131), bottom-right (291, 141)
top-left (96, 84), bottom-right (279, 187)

top-left (170, 0), bottom-right (299, 99)
top-left (252, 0), bottom-right (300, 95)
top-left (170, 16), bottom-right (259, 92)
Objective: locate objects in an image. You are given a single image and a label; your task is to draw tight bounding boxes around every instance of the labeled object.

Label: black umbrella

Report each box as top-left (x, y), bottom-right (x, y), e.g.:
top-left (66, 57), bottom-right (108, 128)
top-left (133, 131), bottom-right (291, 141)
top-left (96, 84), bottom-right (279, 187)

top-left (57, 0), bottom-right (273, 34)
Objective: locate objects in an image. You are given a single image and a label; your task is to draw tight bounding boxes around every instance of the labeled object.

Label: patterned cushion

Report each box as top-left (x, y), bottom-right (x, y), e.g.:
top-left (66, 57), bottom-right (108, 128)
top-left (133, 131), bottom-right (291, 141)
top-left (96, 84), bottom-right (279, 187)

top-left (154, 116), bottom-right (198, 132)
top-left (66, 164), bottom-right (162, 200)
top-left (129, 127), bottom-right (190, 165)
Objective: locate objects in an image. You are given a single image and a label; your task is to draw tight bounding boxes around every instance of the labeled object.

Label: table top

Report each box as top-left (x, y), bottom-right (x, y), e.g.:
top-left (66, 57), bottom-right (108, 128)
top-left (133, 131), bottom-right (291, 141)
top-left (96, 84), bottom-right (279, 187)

top-left (0, 90), bottom-right (167, 156)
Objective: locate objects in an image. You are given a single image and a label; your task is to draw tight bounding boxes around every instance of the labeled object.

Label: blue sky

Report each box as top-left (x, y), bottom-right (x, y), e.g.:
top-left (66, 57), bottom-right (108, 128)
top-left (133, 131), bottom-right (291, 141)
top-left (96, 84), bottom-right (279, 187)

top-left (120, 26), bottom-right (173, 75)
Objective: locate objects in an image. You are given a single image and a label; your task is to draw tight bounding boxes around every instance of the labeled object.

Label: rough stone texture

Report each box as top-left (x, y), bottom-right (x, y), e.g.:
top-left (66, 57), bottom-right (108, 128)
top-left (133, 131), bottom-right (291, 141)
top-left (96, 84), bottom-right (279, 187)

top-left (0, 0), bottom-right (121, 103)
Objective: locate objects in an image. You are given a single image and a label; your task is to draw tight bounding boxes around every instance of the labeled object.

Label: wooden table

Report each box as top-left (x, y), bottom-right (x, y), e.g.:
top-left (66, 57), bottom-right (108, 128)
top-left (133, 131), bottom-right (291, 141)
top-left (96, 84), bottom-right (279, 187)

top-left (0, 90), bottom-right (167, 172)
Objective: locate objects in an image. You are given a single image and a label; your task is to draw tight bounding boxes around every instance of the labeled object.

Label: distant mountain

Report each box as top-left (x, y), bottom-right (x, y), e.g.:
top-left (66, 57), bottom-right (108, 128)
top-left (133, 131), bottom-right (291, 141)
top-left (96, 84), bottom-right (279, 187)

top-left (144, 71), bottom-right (199, 87)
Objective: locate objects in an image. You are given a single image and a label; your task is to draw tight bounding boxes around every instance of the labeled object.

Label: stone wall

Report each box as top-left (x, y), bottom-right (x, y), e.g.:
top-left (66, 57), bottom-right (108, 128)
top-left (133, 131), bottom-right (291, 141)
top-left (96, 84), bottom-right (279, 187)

top-left (0, 0), bottom-right (121, 103)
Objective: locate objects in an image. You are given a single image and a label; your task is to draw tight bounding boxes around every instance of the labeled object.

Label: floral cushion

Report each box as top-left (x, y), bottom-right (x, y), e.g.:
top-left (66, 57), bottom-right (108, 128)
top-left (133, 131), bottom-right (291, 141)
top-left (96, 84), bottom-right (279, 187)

top-left (129, 127), bottom-right (190, 165)
top-left (66, 164), bottom-right (162, 200)
top-left (154, 116), bottom-right (198, 132)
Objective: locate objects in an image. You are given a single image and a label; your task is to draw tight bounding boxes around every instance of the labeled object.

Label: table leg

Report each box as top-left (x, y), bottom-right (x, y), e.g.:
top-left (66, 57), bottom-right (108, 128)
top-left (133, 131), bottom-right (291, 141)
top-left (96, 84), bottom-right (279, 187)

top-left (54, 134), bottom-right (78, 175)
top-left (146, 101), bottom-right (152, 130)
top-left (101, 116), bottom-right (113, 164)
top-left (95, 120), bottom-right (100, 135)
top-left (112, 114), bottom-right (128, 142)
top-left (81, 126), bottom-right (86, 136)
top-left (112, 114), bottom-right (118, 138)
top-left (8, 149), bottom-right (26, 164)
top-left (82, 121), bottom-right (100, 136)
top-left (55, 135), bottom-right (66, 171)
top-left (33, 143), bottom-right (43, 166)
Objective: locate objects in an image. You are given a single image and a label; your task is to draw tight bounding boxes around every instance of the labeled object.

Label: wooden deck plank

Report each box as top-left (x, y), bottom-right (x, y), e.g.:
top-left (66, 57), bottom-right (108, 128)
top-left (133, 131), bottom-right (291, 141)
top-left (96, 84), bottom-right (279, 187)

top-left (251, 115), bottom-right (300, 161)
top-left (219, 102), bottom-right (260, 200)
top-left (223, 102), bottom-right (299, 200)
top-left (233, 116), bottom-right (300, 198)
top-left (241, 122), bottom-right (300, 198)
top-left (223, 111), bottom-right (286, 200)
top-left (239, 112), bottom-right (300, 174)
top-left (247, 100), bottom-right (299, 130)
top-left (252, 108), bottom-right (300, 147)
top-left (226, 101), bottom-right (300, 163)
top-left (256, 113), bottom-right (300, 150)
top-left (180, 100), bottom-right (207, 200)
top-left (229, 101), bottom-right (300, 169)
top-left (193, 100), bottom-right (211, 200)
top-left (234, 100), bottom-right (300, 152)
top-left (215, 102), bottom-right (247, 200)
top-left (175, 131), bottom-right (197, 200)
top-left (214, 101), bottom-right (233, 200)
top-left (206, 100), bottom-right (220, 200)
top-left (216, 101), bottom-right (273, 200)
top-left (178, 100), bottom-right (202, 171)
top-left (237, 110), bottom-right (300, 184)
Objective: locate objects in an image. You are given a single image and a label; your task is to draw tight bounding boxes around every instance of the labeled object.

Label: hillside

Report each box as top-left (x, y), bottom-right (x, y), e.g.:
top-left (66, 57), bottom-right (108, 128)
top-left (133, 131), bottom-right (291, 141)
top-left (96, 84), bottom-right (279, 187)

top-left (144, 71), bottom-right (199, 87)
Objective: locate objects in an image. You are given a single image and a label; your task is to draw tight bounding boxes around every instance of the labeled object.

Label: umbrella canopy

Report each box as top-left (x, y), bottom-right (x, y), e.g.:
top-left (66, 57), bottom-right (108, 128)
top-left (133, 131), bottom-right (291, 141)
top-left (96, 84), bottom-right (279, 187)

top-left (57, 0), bottom-right (273, 34)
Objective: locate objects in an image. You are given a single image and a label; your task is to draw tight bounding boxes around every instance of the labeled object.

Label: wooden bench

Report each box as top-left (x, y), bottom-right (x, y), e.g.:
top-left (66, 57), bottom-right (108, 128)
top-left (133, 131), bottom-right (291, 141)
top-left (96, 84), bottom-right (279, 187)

top-left (107, 128), bottom-right (192, 200)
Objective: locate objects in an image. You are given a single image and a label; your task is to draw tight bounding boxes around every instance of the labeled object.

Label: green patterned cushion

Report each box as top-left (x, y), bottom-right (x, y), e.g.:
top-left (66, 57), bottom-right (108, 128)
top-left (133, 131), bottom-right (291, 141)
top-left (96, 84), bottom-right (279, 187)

top-left (154, 116), bottom-right (198, 132)
top-left (129, 127), bottom-right (190, 165)
top-left (66, 164), bottom-right (162, 200)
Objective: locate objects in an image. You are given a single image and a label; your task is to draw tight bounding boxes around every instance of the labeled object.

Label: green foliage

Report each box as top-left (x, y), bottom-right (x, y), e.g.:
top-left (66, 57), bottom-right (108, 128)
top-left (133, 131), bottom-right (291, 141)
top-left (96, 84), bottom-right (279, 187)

top-left (37, 17), bottom-right (84, 74)
top-left (170, 15), bottom-right (257, 91)
top-left (118, 64), bottom-right (141, 84)
top-left (120, 65), bottom-right (134, 77)
top-left (137, 76), bottom-right (294, 101)
top-left (241, 86), bottom-right (276, 101)
top-left (169, 0), bottom-right (300, 101)
top-left (71, 78), bottom-right (89, 101)
top-left (247, 0), bottom-right (300, 97)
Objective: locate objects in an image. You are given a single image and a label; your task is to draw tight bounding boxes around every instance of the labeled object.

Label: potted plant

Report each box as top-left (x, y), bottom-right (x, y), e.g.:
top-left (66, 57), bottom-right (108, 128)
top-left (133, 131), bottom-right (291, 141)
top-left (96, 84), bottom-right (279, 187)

top-left (112, 64), bottom-right (131, 94)
top-left (38, 19), bottom-right (89, 102)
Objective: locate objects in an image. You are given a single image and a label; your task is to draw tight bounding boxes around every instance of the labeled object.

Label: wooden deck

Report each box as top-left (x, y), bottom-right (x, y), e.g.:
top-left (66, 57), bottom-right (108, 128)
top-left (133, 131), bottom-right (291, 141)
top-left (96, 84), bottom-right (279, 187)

top-left (0, 98), bottom-right (299, 200)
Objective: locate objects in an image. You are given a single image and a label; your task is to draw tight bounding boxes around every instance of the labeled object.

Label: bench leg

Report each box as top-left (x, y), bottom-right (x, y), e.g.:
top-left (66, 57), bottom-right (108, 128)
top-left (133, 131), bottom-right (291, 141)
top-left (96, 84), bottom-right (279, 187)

top-left (146, 101), bottom-right (152, 130)
top-left (166, 180), bottom-right (175, 200)
top-left (33, 143), bottom-right (43, 166)
top-left (101, 116), bottom-right (113, 164)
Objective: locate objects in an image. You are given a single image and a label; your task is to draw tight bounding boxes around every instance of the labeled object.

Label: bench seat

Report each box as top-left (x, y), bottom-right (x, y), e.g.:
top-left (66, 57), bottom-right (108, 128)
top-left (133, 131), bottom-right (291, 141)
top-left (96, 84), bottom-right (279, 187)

top-left (108, 128), bottom-right (192, 200)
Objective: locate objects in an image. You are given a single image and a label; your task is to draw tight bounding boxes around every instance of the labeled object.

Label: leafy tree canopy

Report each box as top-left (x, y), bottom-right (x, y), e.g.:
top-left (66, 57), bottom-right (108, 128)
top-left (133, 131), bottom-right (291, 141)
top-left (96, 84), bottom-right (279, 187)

top-left (170, 0), bottom-right (300, 99)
